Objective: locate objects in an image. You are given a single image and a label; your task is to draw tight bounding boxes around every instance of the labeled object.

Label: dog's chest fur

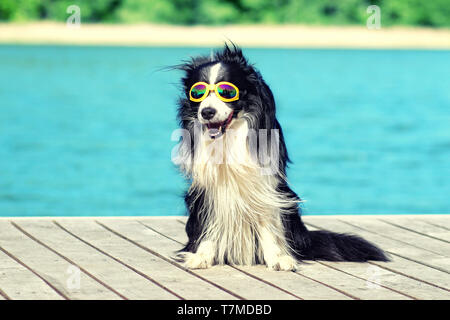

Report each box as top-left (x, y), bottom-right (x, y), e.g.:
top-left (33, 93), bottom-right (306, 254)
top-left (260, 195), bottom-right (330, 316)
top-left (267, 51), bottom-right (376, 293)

top-left (189, 119), bottom-right (289, 265)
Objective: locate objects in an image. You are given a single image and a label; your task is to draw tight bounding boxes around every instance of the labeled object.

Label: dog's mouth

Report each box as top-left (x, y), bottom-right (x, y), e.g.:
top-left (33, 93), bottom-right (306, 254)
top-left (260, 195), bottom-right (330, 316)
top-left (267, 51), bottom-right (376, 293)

top-left (205, 111), bottom-right (234, 139)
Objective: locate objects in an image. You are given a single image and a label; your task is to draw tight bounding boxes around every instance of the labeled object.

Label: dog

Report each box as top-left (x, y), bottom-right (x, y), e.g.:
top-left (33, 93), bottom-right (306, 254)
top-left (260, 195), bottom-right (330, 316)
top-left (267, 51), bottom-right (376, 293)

top-left (173, 44), bottom-right (388, 270)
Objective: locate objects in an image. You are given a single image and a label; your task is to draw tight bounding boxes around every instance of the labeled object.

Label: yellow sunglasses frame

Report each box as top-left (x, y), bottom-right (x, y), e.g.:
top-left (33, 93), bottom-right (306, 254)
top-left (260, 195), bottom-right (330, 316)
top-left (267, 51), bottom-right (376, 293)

top-left (189, 81), bottom-right (239, 102)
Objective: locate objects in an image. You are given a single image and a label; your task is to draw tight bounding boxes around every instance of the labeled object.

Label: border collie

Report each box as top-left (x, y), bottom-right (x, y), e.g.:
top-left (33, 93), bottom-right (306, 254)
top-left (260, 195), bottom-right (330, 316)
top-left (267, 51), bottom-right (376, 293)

top-left (173, 44), bottom-right (388, 270)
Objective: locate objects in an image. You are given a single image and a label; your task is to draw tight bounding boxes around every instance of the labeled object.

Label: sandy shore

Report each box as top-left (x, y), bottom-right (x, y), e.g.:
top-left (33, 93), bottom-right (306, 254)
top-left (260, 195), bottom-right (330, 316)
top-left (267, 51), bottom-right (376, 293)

top-left (0, 22), bottom-right (449, 49)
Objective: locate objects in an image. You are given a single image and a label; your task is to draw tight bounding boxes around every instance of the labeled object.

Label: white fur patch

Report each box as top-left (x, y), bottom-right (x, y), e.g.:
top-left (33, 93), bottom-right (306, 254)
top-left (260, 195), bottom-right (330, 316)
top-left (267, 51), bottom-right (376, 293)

top-left (185, 118), bottom-right (298, 268)
top-left (208, 63), bottom-right (221, 84)
top-left (180, 240), bottom-right (216, 269)
top-left (198, 63), bottom-right (232, 124)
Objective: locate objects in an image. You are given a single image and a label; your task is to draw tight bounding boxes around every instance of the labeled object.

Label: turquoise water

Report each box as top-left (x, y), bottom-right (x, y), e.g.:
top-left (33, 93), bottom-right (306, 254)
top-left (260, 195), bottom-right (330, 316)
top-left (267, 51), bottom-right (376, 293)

top-left (0, 45), bottom-right (449, 217)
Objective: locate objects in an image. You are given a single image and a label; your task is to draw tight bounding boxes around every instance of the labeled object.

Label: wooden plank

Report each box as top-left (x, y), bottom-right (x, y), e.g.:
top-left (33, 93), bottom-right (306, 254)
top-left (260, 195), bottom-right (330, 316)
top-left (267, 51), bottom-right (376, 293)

top-left (340, 217), bottom-right (450, 268)
top-left (353, 217), bottom-right (450, 256)
top-left (418, 215), bottom-right (450, 229)
top-left (142, 218), bottom-right (408, 300)
top-left (98, 219), bottom-right (299, 300)
top-left (303, 223), bottom-right (449, 300)
top-left (13, 220), bottom-right (177, 300)
top-left (306, 216), bottom-right (450, 272)
top-left (139, 218), bottom-right (351, 300)
top-left (233, 265), bottom-right (350, 300)
top-left (423, 220), bottom-right (450, 232)
top-left (303, 216), bottom-right (450, 298)
top-left (0, 286), bottom-right (8, 300)
top-left (0, 220), bottom-right (120, 300)
top-left (3, 215), bottom-right (448, 300)
top-left (302, 224), bottom-right (423, 299)
top-left (380, 216), bottom-right (450, 242)
top-left (0, 248), bottom-right (62, 300)
top-left (317, 260), bottom-right (447, 300)
top-left (54, 219), bottom-right (236, 300)
top-left (297, 260), bottom-right (411, 300)
top-left (177, 216), bottom-right (188, 223)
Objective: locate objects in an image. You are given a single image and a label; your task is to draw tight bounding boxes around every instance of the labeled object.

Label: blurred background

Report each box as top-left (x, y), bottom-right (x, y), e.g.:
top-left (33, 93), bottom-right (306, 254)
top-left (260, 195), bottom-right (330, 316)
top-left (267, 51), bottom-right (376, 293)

top-left (1, 0), bottom-right (449, 26)
top-left (0, 1), bottom-right (449, 217)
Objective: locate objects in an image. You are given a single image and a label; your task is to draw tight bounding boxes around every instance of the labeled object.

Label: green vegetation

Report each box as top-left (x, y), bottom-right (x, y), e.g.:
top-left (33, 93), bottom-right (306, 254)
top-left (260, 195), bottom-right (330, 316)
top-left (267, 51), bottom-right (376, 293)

top-left (1, 0), bottom-right (449, 27)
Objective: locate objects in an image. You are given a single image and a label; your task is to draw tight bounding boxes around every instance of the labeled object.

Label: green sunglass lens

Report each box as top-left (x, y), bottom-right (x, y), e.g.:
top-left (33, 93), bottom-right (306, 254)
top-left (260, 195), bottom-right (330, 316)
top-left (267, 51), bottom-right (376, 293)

top-left (217, 84), bottom-right (237, 99)
top-left (191, 84), bottom-right (206, 99)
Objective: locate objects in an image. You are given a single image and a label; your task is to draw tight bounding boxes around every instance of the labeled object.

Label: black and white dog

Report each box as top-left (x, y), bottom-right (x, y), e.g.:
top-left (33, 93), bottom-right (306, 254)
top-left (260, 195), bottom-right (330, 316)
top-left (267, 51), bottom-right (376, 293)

top-left (174, 44), bottom-right (388, 270)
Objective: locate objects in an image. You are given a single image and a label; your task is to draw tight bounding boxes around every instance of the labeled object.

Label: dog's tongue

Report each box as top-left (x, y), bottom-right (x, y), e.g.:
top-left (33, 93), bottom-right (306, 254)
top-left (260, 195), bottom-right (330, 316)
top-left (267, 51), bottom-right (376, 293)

top-left (206, 111), bottom-right (234, 139)
top-left (208, 127), bottom-right (222, 138)
top-left (206, 121), bottom-right (223, 138)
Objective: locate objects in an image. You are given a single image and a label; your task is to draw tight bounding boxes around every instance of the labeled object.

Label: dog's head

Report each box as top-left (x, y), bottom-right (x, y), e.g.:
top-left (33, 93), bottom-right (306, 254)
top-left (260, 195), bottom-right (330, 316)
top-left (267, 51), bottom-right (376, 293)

top-left (177, 44), bottom-right (277, 140)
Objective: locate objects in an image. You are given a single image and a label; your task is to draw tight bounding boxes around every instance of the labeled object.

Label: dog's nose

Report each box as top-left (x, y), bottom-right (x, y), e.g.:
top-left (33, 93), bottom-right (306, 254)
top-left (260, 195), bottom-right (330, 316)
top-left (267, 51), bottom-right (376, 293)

top-left (201, 107), bottom-right (216, 120)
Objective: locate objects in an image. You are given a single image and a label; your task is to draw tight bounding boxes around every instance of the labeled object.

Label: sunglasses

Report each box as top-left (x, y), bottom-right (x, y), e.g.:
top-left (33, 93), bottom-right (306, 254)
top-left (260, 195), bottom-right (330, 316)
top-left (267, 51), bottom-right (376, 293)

top-left (189, 81), bottom-right (239, 102)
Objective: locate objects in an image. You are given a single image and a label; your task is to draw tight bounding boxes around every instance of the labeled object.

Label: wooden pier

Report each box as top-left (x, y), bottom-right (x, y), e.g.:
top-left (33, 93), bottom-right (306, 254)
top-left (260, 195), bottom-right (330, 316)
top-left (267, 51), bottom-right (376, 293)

top-left (0, 215), bottom-right (449, 300)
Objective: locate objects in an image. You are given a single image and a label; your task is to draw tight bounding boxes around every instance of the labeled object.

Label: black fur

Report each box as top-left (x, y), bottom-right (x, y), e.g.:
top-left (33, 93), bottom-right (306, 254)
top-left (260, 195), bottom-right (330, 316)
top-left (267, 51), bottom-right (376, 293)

top-left (176, 44), bottom-right (389, 263)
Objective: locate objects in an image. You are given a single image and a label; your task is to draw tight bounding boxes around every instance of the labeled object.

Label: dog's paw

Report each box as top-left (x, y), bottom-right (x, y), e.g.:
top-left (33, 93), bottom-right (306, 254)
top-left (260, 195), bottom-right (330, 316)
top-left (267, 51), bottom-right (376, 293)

top-left (177, 252), bottom-right (213, 269)
top-left (266, 255), bottom-right (298, 271)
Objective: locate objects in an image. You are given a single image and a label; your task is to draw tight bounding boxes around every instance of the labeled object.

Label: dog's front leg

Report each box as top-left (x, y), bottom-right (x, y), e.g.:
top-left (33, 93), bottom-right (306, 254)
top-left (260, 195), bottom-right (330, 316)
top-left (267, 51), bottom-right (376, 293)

top-left (259, 227), bottom-right (298, 271)
top-left (179, 240), bottom-right (216, 269)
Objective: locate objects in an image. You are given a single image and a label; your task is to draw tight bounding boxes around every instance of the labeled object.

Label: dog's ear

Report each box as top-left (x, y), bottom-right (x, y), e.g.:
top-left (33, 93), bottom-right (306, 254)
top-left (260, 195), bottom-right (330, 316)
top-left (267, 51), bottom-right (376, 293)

top-left (246, 79), bottom-right (290, 176)
top-left (252, 79), bottom-right (276, 129)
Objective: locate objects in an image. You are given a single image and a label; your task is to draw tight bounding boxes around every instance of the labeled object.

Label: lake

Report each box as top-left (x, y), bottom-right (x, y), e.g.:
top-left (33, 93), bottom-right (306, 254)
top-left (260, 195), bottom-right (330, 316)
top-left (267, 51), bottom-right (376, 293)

top-left (0, 45), bottom-right (449, 216)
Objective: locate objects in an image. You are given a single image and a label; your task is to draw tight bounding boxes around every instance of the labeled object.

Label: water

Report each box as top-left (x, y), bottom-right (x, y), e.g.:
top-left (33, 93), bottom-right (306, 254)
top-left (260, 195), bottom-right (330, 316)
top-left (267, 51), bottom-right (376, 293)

top-left (0, 45), bottom-right (449, 217)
